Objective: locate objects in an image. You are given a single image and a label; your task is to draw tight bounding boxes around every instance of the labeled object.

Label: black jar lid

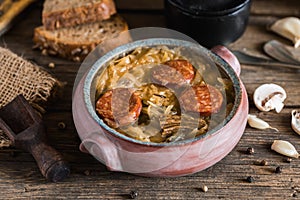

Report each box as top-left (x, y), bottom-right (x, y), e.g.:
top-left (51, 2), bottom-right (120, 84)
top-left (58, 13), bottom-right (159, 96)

top-left (167, 0), bottom-right (251, 16)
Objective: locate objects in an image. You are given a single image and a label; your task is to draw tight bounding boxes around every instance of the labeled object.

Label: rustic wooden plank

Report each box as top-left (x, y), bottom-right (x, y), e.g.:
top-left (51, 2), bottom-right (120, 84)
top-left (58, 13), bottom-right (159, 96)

top-left (251, 0), bottom-right (300, 17)
top-left (2, 107), bottom-right (300, 199)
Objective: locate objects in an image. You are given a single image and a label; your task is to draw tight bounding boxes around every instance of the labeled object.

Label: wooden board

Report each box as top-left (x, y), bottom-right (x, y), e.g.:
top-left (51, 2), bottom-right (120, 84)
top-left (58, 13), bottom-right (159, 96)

top-left (0, 0), bottom-right (300, 199)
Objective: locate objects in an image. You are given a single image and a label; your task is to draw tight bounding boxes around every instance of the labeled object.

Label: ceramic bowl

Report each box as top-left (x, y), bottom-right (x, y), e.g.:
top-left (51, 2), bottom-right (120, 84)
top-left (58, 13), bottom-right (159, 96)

top-left (72, 39), bottom-right (248, 177)
top-left (165, 0), bottom-right (251, 48)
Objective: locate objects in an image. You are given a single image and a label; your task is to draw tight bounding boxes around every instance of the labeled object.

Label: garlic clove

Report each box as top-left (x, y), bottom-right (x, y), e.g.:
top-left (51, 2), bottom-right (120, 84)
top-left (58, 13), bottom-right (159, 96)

top-left (291, 110), bottom-right (300, 135)
top-left (253, 83), bottom-right (287, 113)
top-left (270, 17), bottom-right (300, 48)
top-left (271, 140), bottom-right (299, 158)
top-left (247, 114), bottom-right (278, 131)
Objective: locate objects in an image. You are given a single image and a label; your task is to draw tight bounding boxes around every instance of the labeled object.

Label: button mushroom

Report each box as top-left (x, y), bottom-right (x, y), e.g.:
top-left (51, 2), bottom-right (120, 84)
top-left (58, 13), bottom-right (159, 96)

top-left (291, 110), bottom-right (300, 135)
top-left (253, 83), bottom-right (287, 113)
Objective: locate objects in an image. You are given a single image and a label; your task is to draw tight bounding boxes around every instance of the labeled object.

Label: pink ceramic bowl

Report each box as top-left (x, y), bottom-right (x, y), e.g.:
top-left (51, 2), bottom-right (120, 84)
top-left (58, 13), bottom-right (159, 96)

top-left (72, 39), bottom-right (248, 177)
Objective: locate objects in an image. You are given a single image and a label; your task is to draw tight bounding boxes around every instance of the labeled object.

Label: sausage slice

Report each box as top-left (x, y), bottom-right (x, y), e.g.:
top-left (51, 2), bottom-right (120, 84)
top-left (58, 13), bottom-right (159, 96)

top-left (152, 59), bottom-right (195, 86)
top-left (96, 88), bottom-right (142, 128)
top-left (179, 84), bottom-right (223, 116)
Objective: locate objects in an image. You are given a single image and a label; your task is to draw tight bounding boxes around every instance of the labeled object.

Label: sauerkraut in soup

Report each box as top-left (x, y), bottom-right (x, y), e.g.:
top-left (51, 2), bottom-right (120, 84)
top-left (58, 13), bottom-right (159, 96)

top-left (95, 46), bottom-right (234, 143)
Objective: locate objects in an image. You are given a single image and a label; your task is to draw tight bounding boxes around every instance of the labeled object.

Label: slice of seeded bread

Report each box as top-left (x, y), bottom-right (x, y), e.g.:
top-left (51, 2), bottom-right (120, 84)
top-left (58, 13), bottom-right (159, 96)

top-left (33, 14), bottom-right (128, 62)
top-left (42, 0), bottom-right (116, 30)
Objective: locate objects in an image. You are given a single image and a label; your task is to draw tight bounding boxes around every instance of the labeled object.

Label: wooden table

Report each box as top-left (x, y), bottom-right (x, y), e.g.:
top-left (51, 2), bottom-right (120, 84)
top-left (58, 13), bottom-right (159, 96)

top-left (1, 0), bottom-right (300, 199)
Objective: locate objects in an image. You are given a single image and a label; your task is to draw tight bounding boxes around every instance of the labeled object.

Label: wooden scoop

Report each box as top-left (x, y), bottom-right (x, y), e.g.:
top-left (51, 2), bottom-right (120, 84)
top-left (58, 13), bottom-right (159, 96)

top-left (0, 95), bottom-right (70, 182)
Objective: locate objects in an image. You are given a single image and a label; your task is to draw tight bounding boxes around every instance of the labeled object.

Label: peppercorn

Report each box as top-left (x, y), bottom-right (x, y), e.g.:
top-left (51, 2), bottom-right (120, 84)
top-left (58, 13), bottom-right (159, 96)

top-left (201, 185), bottom-right (208, 192)
top-left (83, 170), bottom-right (91, 176)
top-left (246, 147), bottom-right (254, 155)
top-left (275, 166), bottom-right (282, 174)
top-left (58, 122), bottom-right (66, 130)
top-left (48, 62), bottom-right (55, 68)
top-left (246, 176), bottom-right (254, 183)
top-left (260, 160), bottom-right (268, 166)
top-left (293, 193), bottom-right (297, 197)
top-left (130, 191), bottom-right (138, 199)
top-left (286, 158), bottom-right (292, 163)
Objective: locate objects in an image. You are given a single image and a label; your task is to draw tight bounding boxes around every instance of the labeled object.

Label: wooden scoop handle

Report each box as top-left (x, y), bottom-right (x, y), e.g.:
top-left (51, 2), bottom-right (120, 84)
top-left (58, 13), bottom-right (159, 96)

top-left (29, 140), bottom-right (70, 182)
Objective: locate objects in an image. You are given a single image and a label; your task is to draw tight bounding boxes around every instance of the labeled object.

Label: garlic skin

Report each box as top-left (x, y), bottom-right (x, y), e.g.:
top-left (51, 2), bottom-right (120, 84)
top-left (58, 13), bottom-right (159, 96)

top-left (291, 110), bottom-right (300, 135)
top-left (247, 114), bottom-right (278, 131)
top-left (253, 83), bottom-right (287, 113)
top-left (270, 17), bottom-right (300, 48)
top-left (271, 140), bottom-right (299, 158)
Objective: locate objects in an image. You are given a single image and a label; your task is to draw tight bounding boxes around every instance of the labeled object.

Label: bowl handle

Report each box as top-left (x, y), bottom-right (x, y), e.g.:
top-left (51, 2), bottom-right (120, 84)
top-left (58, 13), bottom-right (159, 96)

top-left (79, 132), bottom-right (123, 171)
top-left (211, 45), bottom-right (241, 76)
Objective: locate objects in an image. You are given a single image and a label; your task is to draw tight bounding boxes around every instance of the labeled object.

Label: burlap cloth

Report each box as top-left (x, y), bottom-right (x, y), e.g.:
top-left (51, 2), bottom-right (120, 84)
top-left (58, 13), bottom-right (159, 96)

top-left (0, 47), bottom-right (60, 148)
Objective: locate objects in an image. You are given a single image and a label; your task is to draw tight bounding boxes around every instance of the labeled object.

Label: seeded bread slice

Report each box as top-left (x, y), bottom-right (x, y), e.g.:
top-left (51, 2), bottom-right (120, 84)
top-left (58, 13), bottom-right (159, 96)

top-left (33, 14), bottom-right (128, 62)
top-left (42, 0), bottom-right (116, 30)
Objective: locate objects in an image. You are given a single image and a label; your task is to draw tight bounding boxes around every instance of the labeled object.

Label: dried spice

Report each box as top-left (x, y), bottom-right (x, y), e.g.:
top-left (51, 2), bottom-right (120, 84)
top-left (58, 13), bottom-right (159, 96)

top-left (246, 176), bottom-right (254, 183)
top-left (83, 170), bottom-right (90, 176)
top-left (260, 160), bottom-right (268, 166)
top-left (275, 166), bottom-right (282, 173)
top-left (292, 192), bottom-right (298, 197)
top-left (48, 62), bottom-right (55, 68)
top-left (201, 185), bottom-right (208, 192)
top-left (58, 122), bottom-right (66, 130)
top-left (129, 191), bottom-right (138, 199)
top-left (246, 147), bottom-right (255, 155)
top-left (286, 158), bottom-right (292, 163)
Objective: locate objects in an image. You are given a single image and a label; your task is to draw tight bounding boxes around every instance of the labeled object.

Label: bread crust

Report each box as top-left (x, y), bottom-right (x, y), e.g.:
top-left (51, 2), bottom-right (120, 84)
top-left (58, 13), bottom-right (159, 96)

top-left (42, 0), bottom-right (116, 30)
top-left (33, 15), bottom-right (129, 62)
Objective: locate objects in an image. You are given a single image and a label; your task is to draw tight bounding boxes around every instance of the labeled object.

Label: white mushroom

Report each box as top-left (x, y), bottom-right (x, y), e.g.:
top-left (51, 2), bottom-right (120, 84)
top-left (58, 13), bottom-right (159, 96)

top-left (247, 114), bottom-right (278, 131)
top-left (270, 17), bottom-right (300, 48)
top-left (291, 110), bottom-right (300, 135)
top-left (271, 140), bottom-right (299, 158)
top-left (253, 83), bottom-right (287, 113)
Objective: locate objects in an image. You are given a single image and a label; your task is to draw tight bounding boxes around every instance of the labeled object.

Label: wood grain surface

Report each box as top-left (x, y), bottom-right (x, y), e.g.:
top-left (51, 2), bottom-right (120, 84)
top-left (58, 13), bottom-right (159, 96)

top-left (0, 0), bottom-right (300, 199)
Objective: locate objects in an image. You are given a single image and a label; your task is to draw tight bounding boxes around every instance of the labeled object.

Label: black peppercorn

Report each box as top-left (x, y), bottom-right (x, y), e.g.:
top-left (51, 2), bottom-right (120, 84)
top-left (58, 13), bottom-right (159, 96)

top-left (246, 147), bottom-right (254, 155)
top-left (130, 191), bottom-right (138, 199)
top-left (286, 158), bottom-right (292, 163)
top-left (246, 176), bottom-right (254, 183)
top-left (275, 166), bottom-right (282, 174)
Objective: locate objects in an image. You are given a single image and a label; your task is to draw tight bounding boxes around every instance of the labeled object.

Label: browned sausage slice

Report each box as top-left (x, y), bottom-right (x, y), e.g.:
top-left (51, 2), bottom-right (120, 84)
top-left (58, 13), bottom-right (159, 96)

top-left (179, 84), bottom-right (223, 116)
top-left (96, 88), bottom-right (142, 128)
top-left (152, 59), bottom-right (195, 86)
